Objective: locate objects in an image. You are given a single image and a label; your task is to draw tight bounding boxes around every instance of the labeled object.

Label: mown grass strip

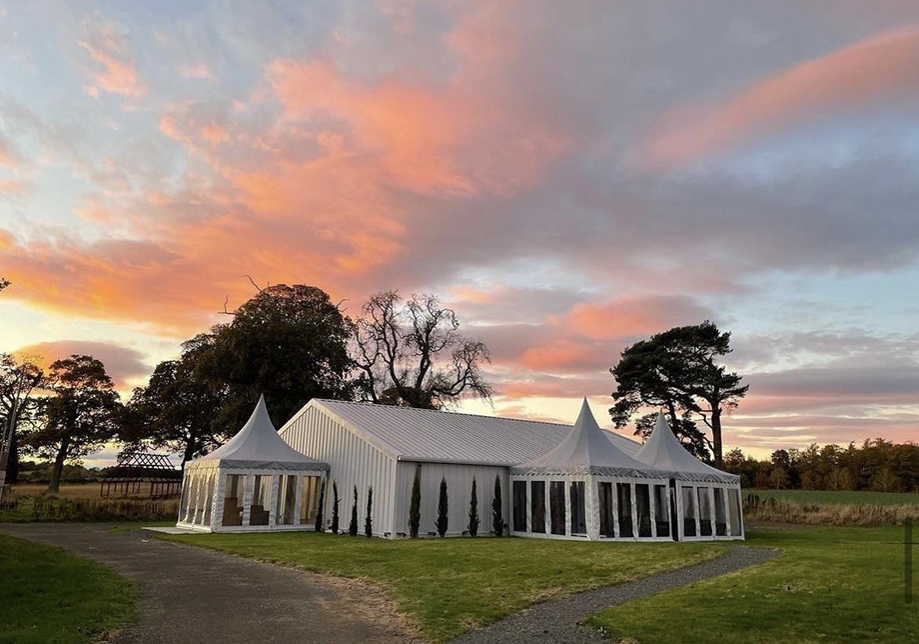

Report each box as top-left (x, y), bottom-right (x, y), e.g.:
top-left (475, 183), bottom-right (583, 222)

top-left (587, 526), bottom-right (918, 644)
top-left (0, 533), bottom-right (135, 644)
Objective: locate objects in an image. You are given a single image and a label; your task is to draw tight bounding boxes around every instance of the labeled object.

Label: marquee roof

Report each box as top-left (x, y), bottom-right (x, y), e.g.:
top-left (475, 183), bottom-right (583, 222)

top-left (633, 412), bottom-right (739, 484)
top-left (291, 398), bottom-right (641, 466)
top-left (193, 395), bottom-right (329, 472)
top-left (511, 399), bottom-right (671, 478)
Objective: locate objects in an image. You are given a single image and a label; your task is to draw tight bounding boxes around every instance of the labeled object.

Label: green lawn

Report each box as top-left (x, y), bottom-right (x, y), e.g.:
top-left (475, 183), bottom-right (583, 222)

top-left (161, 532), bottom-right (726, 641)
top-left (747, 488), bottom-right (919, 506)
top-left (588, 526), bottom-right (916, 644)
top-left (0, 534), bottom-right (135, 644)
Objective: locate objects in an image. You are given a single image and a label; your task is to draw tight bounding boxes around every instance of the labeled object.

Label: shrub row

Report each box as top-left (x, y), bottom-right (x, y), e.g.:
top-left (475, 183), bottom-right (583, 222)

top-left (21, 495), bottom-right (179, 522)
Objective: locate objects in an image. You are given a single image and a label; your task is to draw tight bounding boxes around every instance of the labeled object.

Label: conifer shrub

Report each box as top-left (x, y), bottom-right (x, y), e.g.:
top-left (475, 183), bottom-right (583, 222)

top-left (314, 480), bottom-right (325, 533)
top-left (365, 486), bottom-right (373, 538)
top-left (492, 474), bottom-right (505, 536)
top-left (331, 481), bottom-right (340, 534)
top-left (409, 466), bottom-right (421, 538)
top-left (436, 476), bottom-right (449, 537)
top-left (349, 485), bottom-right (359, 536)
top-left (468, 477), bottom-right (479, 537)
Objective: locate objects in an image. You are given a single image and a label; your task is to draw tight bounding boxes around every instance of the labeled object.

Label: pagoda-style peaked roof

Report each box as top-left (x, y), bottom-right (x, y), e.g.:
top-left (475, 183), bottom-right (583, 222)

top-left (633, 412), bottom-right (738, 484)
top-left (511, 399), bottom-right (669, 478)
top-left (195, 395), bottom-right (329, 471)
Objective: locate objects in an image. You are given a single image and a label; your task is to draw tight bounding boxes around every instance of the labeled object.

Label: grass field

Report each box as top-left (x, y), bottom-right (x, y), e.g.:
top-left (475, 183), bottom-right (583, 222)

top-left (747, 488), bottom-right (919, 506)
top-left (9, 482), bottom-right (179, 500)
top-left (588, 526), bottom-right (917, 643)
top-left (161, 532), bottom-right (726, 641)
top-left (0, 533), bottom-right (135, 644)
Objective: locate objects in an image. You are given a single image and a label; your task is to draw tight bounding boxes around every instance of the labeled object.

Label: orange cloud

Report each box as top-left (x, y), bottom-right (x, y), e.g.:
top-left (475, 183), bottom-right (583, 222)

top-left (79, 22), bottom-right (146, 98)
top-left (16, 340), bottom-right (150, 391)
top-left (642, 25), bottom-right (919, 167)
top-left (567, 295), bottom-right (712, 340)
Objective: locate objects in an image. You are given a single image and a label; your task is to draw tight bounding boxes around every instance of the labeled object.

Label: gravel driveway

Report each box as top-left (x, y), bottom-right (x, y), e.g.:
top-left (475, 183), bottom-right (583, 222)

top-left (448, 546), bottom-right (779, 644)
top-left (0, 523), bottom-right (414, 644)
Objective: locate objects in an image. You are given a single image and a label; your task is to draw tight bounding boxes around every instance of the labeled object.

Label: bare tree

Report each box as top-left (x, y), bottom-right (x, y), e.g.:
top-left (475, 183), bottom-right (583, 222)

top-left (0, 354), bottom-right (43, 496)
top-left (353, 291), bottom-right (492, 409)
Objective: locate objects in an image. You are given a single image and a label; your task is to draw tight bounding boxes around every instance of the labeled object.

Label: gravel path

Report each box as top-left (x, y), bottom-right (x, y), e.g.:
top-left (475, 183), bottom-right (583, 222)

top-left (0, 523), bottom-right (415, 644)
top-left (449, 546), bottom-right (780, 644)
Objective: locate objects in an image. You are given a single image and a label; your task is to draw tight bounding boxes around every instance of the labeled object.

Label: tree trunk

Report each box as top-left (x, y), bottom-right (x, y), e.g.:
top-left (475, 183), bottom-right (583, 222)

top-left (8, 430), bottom-right (18, 484)
top-left (711, 406), bottom-right (724, 468)
top-left (48, 434), bottom-right (71, 493)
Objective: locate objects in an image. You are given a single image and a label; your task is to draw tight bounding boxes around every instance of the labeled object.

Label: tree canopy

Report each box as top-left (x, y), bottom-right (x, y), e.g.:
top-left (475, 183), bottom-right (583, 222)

top-left (353, 291), bottom-right (492, 409)
top-left (0, 277), bottom-right (9, 292)
top-left (23, 355), bottom-right (121, 492)
top-left (121, 338), bottom-right (225, 465)
top-left (195, 284), bottom-right (354, 429)
top-left (0, 353), bottom-right (44, 485)
top-left (610, 320), bottom-right (747, 467)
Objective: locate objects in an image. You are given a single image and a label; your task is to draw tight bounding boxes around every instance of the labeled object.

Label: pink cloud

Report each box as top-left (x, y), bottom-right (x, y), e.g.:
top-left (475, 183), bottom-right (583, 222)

top-left (79, 20), bottom-right (146, 98)
top-left (178, 63), bottom-right (212, 80)
top-left (641, 25), bottom-right (919, 167)
top-left (16, 340), bottom-right (150, 391)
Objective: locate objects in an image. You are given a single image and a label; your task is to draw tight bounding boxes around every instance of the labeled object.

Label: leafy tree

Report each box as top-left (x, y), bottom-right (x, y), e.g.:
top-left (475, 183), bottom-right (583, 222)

top-left (492, 474), bottom-right (505, 536)
top-left (353, 291), bottom-right (492, 409)
top-left (315, 480), bottom-right (325, 532)
top-left (409, 466), bottom-right (421, 538)
top-left (121, 338), bottom-right (225, 465)
top-left (0, 277), bottom-right (8, 292)
top-left (436, 476), bottom-right (448, 537)
top-left (769, 466), bottom-right (789, 490)
top-left (467, 477), bottom-right (479, 537)
top-left (331, 481), bottom-right (340, 533)
top-left (349, 485), bottom-right (359, 536)
top-left (365, 486), bottom-right (373, 538)
top-left (196, 284), bottom-right (355, 430)
top-left (610, 321), bottom-right (748, 467)
top-left (22, 355), bottom-right (121, 492)
top-left (0, 354), bottom-right (43, 486)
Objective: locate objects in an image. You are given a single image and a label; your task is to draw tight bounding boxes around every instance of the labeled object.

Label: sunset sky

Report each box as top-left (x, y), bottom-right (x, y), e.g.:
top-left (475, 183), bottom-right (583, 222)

top-left (2, 1), bottom-right (918, 464)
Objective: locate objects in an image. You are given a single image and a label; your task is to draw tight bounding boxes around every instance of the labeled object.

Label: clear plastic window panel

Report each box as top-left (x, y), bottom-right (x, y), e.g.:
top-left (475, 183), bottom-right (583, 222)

top-left (513, 481), bottom-right (527, 532)
top-left (569, 481), bottom-right (586, 534)
top-left (617, 483), bottom-right (634, 538)
top-left (300, 476), bottom-right (320, 525)
top-left (636, 484), bottom-right (652, 538)
top-left (250, 475), bottom-right (271, 526)
top-left (682, 486), bottom-right (697, 537)
top-left (654, 485), bottom-right (670, 537)
top-left (276, 475), bottom-right (297, 525)
top-left (530, 481), bottom-right (546, 533)
top-left (201, 473), bottom-right (215, 526)
top-left (598, 482), bottom-right (615, 537)
top-left (222, 474), bottom-right (246, 526)
top-left (713, 487), bottom-right (727, 536)
top-left (727, 488), bottom-right (742, 536)
top-left (549, 481), bottom-right (566, 535)
top-left (697, 487), bottom-right (713, 537)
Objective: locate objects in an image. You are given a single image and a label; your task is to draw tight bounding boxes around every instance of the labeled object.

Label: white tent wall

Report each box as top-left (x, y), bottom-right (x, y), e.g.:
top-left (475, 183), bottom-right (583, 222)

top-left (393, 461), bottom-right (508, 537)
top-left (280, 403), bottom-right (398, 537)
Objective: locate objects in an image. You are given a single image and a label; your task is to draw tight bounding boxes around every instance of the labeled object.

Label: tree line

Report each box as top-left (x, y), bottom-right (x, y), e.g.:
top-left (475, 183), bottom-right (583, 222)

top-left (2, 275), bottom-right (753, 491)
top-left (724, 439), bottom-right (919, 493)
top-left (1, 285), bottom-right (492, 491)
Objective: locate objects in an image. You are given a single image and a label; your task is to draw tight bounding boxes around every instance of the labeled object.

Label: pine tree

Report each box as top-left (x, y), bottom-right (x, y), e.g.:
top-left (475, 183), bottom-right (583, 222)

top-left (349, 485), bottom-right (359, 536)
top-left (468, 477), bottom-right (479, 537)
top-left (331, 481), bottom-right (340, 534)
top-left (409, 466), bottom-right (421, 538)
top-left (365, 486), bottom-right (373, 538)
top-left (492, 474), bottom-right (505, 536)
top-left (436, 476), bottom-right (449, 537)
top-left (314, 480), bottom-right (326, 532)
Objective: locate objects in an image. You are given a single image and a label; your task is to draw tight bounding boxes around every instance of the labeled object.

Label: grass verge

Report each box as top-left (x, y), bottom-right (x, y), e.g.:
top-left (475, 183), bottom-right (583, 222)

top-left (587, 526), bottom-right (917, 644)
top-left (0, 533), bottom-right (135, 644)
top-left (160, 532), bottom-right (725, 641)
top-left (744, 494), bottom-right (919, 526)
